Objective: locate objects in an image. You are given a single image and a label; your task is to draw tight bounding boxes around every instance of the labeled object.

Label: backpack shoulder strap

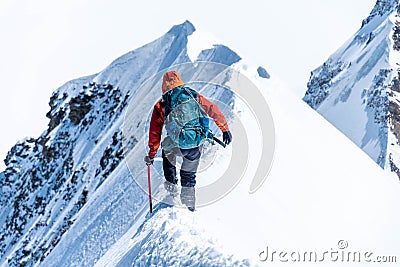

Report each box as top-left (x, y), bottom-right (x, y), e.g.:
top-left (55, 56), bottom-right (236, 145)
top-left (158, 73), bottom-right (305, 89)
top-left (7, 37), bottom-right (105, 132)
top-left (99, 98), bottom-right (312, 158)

top-left (182, 86), bottom-right (200, 104)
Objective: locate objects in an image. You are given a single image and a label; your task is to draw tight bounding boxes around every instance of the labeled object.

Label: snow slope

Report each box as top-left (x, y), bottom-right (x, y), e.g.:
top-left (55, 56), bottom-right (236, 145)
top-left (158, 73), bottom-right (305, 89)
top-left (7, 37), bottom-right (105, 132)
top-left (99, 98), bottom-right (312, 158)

top-left (94, 65), bottom-right (400, 266)
top-left (1, 19), bottom-right (400, 267)
top-left (303, 0), bottom-right (400, 177)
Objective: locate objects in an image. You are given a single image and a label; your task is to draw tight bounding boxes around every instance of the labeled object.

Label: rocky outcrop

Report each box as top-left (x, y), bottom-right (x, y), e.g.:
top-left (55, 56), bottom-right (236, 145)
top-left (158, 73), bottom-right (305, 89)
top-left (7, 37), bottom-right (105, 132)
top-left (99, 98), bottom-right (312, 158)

top-left (69, 96), bottom-right (92, 125)
top-left (303, 61), bottom-right (346, 109)
top-left (361, 0), bottom-right (399, 27)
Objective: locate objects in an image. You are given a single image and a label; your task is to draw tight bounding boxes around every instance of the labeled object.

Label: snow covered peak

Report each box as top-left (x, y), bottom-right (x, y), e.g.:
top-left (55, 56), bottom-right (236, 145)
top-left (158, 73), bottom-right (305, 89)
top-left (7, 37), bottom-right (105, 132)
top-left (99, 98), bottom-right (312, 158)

top-left (362, 0), bottom-right (399, 26)
top-left (196, 44), bottom-right (241, 65)
top-left (167, 20), bottom-right (196, 36)
top-left (303, 0), bottom-right (400, 178)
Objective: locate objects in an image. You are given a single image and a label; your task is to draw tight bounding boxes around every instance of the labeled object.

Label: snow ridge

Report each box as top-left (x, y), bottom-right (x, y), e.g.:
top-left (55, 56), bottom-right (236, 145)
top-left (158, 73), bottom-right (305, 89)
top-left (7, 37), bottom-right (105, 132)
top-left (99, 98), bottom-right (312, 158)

top-left (112, 205), bottom-right (250, 267)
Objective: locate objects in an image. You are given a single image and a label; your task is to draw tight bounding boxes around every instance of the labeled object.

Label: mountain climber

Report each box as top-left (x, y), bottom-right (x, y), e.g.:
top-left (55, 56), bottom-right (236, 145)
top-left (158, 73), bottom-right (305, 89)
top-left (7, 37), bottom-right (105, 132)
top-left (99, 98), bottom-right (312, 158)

top-left (144, 70), bottom-right (232, 211)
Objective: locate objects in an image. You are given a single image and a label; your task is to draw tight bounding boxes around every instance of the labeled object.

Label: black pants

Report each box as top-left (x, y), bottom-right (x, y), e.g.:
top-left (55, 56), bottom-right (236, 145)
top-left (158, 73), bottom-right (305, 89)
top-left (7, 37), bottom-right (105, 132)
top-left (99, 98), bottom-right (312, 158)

top-left (162, 147), bottom-right (201, 187)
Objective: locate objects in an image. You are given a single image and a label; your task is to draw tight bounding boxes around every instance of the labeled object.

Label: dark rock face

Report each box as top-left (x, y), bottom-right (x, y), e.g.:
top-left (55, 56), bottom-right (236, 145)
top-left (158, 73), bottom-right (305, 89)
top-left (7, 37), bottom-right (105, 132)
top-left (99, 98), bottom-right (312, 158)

top-left (387, 7), bottom-right (400, 179)
top-left (361, 0), bottom-right (398, 27)
top-left (0, 80), bottom-right (130, 266)
top-left (389, 153), bottom-right (400, 176)
top-left (95, 130), bottom-right (135, 188)
top-left (47, 92), bottom-right (68, 131)
top-left (392, 21), bottom-right (400, 51)
top-left (303, 61), bottom-right (346, 109)
top-left (69, 96), bottom-right (92, 125)
top-left (389, 100), bottom-right (400, 140)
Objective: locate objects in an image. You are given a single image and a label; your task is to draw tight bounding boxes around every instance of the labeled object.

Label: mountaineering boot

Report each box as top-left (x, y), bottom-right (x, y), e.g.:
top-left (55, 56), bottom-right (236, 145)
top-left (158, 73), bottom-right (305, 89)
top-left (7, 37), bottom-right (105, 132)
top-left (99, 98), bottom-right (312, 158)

top-left (164, 180), bottom-right (179, 197)
top-left (180, 186), bottom-right (195, 212)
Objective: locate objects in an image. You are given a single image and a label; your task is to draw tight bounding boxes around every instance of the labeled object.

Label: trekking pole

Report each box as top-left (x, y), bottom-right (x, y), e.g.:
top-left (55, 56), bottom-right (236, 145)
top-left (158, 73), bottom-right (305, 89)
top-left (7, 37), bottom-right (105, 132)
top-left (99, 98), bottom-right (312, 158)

top-left (147, 164), bottom-right (153, 214)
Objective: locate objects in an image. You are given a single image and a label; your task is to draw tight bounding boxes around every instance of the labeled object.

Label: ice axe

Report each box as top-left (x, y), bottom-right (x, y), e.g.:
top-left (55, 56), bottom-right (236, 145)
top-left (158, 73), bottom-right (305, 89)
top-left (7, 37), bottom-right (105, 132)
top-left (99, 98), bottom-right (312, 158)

top-left (212, 136), bottom-right (226, 148)
top-left (206, 131), bottom-right (226, 148)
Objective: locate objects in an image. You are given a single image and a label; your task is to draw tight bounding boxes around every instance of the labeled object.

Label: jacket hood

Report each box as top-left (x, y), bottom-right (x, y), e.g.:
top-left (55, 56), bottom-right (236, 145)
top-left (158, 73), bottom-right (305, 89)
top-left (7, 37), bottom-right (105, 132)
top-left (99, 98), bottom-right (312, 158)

top-left (162, 70), bottom-right (184, 94)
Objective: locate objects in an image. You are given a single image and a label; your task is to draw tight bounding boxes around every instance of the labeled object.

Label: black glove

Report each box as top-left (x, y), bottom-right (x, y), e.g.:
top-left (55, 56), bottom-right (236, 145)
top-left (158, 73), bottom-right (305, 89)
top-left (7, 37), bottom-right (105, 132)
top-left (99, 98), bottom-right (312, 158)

top-left (223, 131), bottom-right (232, 145)
top-left (144, 155), bottom-right (154, 165)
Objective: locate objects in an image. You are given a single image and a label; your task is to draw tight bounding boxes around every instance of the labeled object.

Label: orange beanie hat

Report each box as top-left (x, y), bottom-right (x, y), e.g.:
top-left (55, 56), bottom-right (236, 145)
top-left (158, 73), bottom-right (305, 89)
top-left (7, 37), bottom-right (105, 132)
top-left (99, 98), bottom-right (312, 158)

top-left (162, 70), bottom-right (184, 94)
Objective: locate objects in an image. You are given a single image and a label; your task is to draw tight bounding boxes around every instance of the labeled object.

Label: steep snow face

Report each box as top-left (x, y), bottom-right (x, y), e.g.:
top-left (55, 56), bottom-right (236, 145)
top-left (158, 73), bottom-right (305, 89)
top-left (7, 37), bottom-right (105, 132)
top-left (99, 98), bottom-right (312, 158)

top-left (0, 21), bottom-right (242, 266)
top-left (303, 0), bottom-right (400, 177)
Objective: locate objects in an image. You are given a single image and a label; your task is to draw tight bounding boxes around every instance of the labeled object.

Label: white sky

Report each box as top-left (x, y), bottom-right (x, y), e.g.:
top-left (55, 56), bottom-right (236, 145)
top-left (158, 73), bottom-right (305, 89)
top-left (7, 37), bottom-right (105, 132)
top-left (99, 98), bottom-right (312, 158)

top-left (0, 0), bottom-right (376, 171)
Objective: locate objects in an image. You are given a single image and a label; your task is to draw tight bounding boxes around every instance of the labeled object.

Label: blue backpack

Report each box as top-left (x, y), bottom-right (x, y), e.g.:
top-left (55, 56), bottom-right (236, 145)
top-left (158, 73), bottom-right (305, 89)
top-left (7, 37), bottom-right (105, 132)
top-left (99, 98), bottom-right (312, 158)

top-left (162, 86), bottom-right (209, 149)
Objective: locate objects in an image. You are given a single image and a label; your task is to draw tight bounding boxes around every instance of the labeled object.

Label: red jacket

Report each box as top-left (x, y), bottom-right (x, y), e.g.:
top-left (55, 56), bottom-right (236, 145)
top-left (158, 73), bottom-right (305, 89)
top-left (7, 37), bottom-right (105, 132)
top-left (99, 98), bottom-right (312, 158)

top-left (148, 93), bottom-right (229, 158)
